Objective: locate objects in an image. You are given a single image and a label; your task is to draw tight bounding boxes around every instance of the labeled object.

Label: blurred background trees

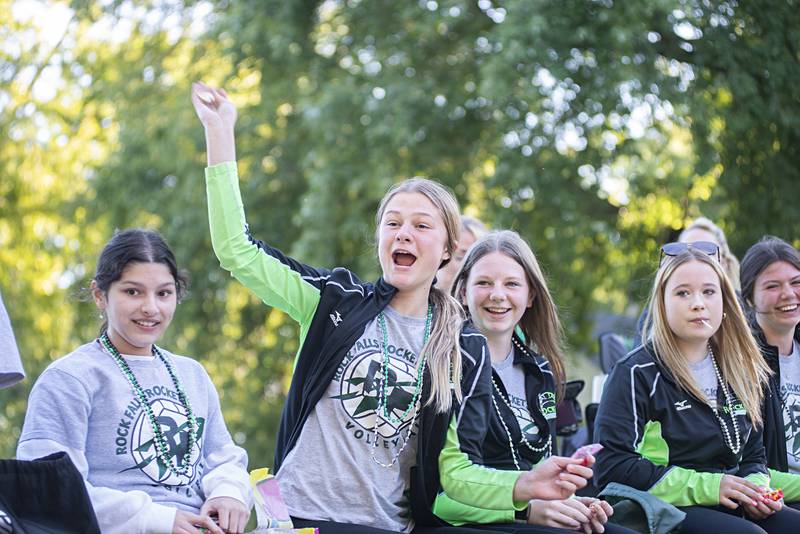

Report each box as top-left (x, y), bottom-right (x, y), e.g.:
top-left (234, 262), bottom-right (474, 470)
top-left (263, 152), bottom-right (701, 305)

top-left (2, 0), bottom-right (798, 468)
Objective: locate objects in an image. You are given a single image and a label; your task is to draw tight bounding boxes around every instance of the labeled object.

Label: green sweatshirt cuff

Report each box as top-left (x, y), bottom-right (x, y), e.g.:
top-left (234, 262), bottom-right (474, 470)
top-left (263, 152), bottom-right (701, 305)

top-left (205, 160), bottom-right (238, 177)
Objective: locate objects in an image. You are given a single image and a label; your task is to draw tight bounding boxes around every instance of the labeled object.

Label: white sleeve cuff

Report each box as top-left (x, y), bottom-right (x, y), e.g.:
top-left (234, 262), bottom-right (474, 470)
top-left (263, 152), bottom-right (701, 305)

top-left (206, 482), bottom-right (250, 508)
top-left (142, 502), bottom-right (178, 534)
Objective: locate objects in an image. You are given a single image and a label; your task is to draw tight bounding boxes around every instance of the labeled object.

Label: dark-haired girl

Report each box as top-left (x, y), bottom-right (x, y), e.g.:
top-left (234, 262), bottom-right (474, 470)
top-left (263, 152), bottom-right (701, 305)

top-left (17, 229), bottom-right (251, 534)
top-left (741, 236), bottom-right (800, 504)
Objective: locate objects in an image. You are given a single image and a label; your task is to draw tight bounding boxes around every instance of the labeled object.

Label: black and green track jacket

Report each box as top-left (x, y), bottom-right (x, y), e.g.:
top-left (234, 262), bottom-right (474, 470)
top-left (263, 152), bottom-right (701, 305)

top-left (433, 331), bottom-right (557, 525)
top-left (205, 162), bottom-right (525, 527)
top-left (594, 343), bottom-right (770, 507)
top-left (754, 324), bottom-right (800, 500)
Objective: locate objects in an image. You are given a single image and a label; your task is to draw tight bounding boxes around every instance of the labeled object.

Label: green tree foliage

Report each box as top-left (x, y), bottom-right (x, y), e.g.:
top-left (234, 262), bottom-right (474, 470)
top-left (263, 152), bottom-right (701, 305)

top-left (2, 0), bottom-right (798, 467)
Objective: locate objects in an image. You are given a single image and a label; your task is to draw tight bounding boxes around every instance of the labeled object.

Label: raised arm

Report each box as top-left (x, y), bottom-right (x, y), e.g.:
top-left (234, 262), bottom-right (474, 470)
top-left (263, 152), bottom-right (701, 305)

top-left (192, 82), bottom-right (329, 329)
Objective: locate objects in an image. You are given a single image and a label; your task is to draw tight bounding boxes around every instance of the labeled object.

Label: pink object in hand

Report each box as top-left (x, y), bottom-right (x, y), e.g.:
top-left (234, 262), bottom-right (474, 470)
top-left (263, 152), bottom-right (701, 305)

top-left (571, 443), bottom-right (603, 465)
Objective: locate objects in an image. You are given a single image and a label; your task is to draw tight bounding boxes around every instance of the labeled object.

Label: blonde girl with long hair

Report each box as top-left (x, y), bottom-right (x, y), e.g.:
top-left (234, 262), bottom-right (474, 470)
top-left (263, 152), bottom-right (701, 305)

top-left (595, 244), bottom-right (800, 533)
top-left (191, 83), bottom-right (590, 534)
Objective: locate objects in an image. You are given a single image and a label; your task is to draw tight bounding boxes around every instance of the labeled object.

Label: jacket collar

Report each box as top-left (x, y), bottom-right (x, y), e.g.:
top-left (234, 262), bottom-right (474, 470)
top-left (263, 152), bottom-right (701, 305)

top-left (751, 322), bottom-right (800, 367)
top-left (374, 276), bottom-right (399, 302)
top-left (510, 331), bottom-right (551, 376)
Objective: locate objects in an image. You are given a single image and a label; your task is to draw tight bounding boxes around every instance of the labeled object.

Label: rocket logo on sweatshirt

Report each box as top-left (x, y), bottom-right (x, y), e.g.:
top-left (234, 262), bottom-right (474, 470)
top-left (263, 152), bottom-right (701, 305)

top-left (116, 393), bottom-right (205, 486)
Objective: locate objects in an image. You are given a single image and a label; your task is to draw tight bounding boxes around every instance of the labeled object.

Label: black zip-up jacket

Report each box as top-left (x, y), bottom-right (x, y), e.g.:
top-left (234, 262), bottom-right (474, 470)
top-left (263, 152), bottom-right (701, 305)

top-left (752, 324), bottom-right (800, 500)
top-left (756, 326), bottom-right (800, 471)
top-left (481, 334), bottom-right (557, 471)
top-left (206, 162), bottom-right (494, 527)
top-left (594, 344), bottom-right (769, 506)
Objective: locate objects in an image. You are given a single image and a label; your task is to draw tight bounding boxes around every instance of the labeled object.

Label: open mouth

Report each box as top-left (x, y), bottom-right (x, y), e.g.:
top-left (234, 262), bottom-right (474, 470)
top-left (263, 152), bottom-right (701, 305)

top-left (777, 304), bottom-right (799, 313)
top-left (485, 307), bottom-right (511, 316)
top-left (392, 250), bottom-right (417, 267)
top-left (133, 319), bottom-right (159, 328)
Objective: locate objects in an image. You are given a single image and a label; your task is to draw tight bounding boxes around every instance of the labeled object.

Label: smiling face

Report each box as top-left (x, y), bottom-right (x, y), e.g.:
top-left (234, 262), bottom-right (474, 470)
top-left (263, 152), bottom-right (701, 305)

top-left (377, 192), bottom-right (451, 294)
top-left (663, 260), bottom-right (723, 350)
top-left (463, 251), bottom-right (533, 344)
top-left (752, 260), bottom-right (800, 337)
top-left (92, 261), bottom-right (177, 355)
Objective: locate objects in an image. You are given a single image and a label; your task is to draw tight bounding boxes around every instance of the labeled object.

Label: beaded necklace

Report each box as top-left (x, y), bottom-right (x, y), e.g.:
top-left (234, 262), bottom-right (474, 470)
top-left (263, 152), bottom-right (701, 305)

top-left (490, 338), bottom-right (552, 469)
top-left (370, 304), bottom-right (433, 468)
top-left (99, 332), bottom-right (198, 476)
top-left (707, 344), bottom-right (742, 455)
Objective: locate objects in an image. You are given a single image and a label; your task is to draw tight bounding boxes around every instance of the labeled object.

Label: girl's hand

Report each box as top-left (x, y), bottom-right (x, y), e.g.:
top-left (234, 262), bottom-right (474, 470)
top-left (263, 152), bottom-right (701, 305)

top-left (719, 475), bottom-right (766, 510)
top-left (513, 455), bottom-right (593, 502)
top-left (742, 489), bottom-right (782, 520)
top-left (200, 496), bottom-right (250, 534)
top-left (528, 498), bottom-right (592, 531)
top-left (575, 497), bottom-right (614, 533)
top-left (191, 82), bottom-right (237, 132)
top-left (191, 82), bottom-right (238, 165)
top-left (172, 510), bottom-right (223, 534)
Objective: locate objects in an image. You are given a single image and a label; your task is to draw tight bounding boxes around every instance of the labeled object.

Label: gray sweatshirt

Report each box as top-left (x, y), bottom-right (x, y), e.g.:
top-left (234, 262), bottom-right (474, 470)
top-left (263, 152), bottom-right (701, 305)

top-left (17, 340), bottom-right (251, 533)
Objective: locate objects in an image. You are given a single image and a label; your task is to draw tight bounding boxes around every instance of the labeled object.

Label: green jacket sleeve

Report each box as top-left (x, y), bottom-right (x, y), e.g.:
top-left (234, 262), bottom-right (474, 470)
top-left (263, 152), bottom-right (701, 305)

top-left (768, 469), bottom-right (800, 501)
top-left (437, 418), bottom-right (525, 515)
top-left (433, 491), bottom-right (517, 526)
top-left (648, 466), bottom-right (723, 506)
top-left (205, 162), bottom-right (322, 328)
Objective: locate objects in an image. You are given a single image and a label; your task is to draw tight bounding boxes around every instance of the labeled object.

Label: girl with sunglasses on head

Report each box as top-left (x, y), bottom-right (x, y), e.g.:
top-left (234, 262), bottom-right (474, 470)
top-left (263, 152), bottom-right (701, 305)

top-left (433, 230), bottom-right (635, 534)
top-left (192, 84), bottom-right (590, 534)
top-left (740, 237), bottom-right (800, 507)
top-left (17, 229), bottom-right (252, 534)
top-left (595, 243), bottom-right (800, 533)
top-left (633, 217), bottom-right (741, 347)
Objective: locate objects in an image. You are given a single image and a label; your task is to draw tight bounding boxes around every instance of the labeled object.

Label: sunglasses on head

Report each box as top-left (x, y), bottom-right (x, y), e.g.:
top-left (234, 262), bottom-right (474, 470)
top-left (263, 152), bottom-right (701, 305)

top-left (659, 241), bottom-right (721, 265)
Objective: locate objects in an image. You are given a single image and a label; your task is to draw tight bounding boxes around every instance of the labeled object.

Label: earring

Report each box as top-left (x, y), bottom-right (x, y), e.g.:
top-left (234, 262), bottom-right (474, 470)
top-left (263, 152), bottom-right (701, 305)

top-left (722, 312), bottom-right (727, 319)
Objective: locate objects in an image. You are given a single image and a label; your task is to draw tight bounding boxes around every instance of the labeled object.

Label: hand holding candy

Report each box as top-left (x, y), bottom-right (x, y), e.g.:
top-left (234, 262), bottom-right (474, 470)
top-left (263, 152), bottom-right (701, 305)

top-left (763, 488), bottom-right (784, 502)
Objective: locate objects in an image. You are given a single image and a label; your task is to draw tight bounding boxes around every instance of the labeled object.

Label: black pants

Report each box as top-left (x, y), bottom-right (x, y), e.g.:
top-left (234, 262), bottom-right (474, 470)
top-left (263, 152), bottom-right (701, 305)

top-left (294, 517), bottom-right (638, 533)
top-left (0, 452), bottom-right (100, 534)
top-left (292, 517), bottom-right (490, 533)
top-left (678, 505), bottom-right (800, 534)
top-left (455, 521), bottom-right (639, 533)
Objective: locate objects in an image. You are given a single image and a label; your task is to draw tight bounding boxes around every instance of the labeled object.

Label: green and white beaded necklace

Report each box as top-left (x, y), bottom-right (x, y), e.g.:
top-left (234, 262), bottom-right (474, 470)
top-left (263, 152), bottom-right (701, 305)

top-left (99, 332), bottom-right (198, 477)
top-left (370, 303), bottom-right (433, 468)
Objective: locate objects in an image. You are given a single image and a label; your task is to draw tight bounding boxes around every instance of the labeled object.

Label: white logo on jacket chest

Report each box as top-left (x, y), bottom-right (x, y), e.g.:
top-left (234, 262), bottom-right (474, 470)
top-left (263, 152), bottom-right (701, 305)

top-left (329, 310), bottom-right (342, 327)
top-left (674, 399), bottom-right (692, 411)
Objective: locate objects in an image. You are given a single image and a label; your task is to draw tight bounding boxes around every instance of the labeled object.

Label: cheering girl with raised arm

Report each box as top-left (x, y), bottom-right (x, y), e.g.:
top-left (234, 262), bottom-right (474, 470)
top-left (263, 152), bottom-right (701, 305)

top-left (192, 83), bottom-right (591, 534)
